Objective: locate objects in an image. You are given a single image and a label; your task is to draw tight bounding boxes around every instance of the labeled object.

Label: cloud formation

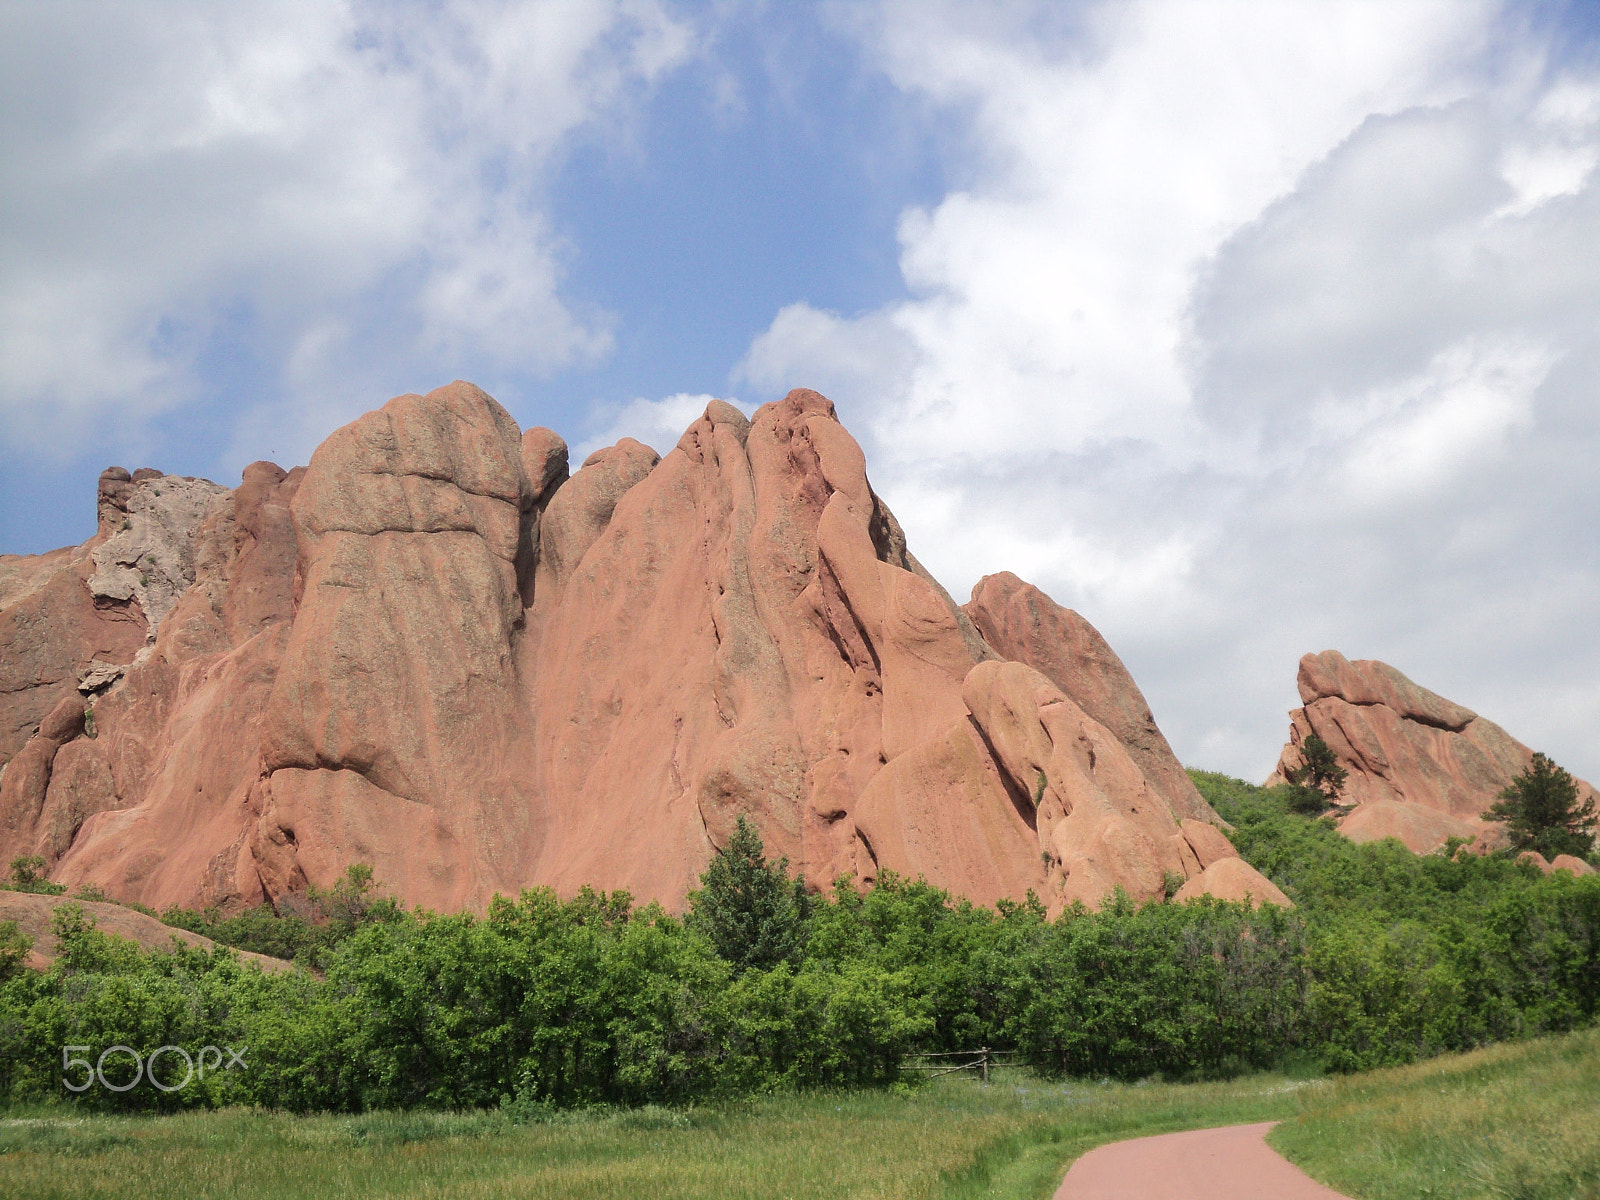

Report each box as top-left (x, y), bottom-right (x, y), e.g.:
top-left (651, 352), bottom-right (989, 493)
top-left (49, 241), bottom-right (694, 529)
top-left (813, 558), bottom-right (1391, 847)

top-left (0, 0), bottom-right (690, 458)
top-left (7, 0), bottom-right (1597, 787)
top-left (741, 0), bottom-right (1600, 780)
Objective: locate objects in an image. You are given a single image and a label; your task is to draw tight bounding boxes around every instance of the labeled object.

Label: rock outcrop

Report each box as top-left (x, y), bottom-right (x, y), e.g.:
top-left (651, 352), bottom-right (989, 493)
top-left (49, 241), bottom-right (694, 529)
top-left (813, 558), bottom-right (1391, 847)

top-left (1, 383), bottom-right (1277, 915)
top-left (1268, 650), bottom-right (1598, 854)
top-left (963, 572), bottom-right (1214, 824)
top-left (0, 891), bottom-right (290, 973)
top-left (1516, 851), bottom-right (1597, 877)
top-left (1, 461), bottom-right (304, 912)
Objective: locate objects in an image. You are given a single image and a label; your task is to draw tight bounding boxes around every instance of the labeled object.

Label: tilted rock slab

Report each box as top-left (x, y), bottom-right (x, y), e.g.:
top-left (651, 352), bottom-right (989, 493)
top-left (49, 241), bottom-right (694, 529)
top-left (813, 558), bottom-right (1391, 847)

top-left (1268, 649), bottom-right (1599, 854)
top-left (963, 571), bottom-right (1214, 825)
top-left (1, 383), bottom-right (1276, 914)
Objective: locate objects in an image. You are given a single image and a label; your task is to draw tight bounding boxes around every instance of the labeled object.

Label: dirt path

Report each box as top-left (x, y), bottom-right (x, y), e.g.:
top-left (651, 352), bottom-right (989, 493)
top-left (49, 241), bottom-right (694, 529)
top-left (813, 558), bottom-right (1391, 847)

top-left (1053, 1120), bottom-right (1352, 1199)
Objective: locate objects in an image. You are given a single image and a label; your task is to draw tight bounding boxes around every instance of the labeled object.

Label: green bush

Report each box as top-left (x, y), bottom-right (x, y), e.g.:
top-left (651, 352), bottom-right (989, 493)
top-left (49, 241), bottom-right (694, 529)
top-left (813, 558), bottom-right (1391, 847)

top-left (686, 816), bottom-right (812, 973)
top-left (0, 776), bottom-right (1594, 1113)
top-left (7, 856), bottom-right (66, 896)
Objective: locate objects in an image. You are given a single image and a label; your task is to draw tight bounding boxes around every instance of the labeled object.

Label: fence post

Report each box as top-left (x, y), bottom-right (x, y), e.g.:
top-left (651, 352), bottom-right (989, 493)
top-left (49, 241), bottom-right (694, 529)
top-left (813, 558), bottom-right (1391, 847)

top-left (980, 1046), bottom-right (989, 1084)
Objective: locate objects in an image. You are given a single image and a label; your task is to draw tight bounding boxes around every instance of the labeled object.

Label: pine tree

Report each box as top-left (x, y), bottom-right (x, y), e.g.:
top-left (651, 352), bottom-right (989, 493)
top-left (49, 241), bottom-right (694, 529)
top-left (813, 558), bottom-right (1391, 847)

top-left (1285, 733), bottom-right (1349, 815)
top-left (687, 816), bottom-right (812, 972)
top-left (1482, 752), bottom-right (1597, 861)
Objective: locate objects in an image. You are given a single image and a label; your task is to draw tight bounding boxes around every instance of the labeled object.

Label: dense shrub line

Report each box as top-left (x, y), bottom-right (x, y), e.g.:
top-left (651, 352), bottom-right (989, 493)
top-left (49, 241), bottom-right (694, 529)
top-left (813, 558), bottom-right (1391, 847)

top-left (0, 775), bottom-right (1594, 1112)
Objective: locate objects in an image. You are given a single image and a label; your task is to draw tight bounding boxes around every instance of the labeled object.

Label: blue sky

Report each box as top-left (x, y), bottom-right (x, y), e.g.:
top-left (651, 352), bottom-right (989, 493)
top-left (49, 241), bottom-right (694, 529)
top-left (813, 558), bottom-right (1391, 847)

top-left (5, 0), bottom-right (1600, 784)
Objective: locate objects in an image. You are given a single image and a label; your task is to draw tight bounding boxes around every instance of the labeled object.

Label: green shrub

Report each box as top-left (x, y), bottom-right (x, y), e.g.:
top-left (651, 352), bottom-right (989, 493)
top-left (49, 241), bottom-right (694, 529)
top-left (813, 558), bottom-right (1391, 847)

top-left (8, 856), bottom-right (66, 895)
top-left (0, 778), bottom-right (1593, 1112)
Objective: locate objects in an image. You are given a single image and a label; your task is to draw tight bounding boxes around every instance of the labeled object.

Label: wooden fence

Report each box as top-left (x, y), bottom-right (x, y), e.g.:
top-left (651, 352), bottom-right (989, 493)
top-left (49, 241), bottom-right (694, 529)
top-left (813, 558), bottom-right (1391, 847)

top-left (899, 1048), bottom-right (1007, 1082)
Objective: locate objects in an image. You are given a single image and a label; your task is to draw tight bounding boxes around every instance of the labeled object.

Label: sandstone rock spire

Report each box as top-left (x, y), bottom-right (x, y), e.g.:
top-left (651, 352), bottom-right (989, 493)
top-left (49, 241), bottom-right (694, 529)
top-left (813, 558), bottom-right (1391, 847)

top-left (1, 383), bottom-right (1280, 914)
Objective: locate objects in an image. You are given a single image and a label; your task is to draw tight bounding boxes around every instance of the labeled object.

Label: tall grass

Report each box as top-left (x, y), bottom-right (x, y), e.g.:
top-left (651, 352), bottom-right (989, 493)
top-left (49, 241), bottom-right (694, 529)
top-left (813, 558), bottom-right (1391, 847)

top-left (1272, 1025), bottom-right (1600, 1200)
top-left (5, 1028), bottom-right (1597, 1199)
top-left (0, 1069), bottom-right (1300, 1200)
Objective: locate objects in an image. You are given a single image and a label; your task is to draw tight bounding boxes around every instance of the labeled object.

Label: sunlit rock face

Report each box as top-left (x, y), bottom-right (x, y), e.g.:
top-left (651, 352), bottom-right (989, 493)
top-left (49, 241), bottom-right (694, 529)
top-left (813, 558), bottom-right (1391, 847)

top-left (0, 382), bottom-right (1271, 914)
top-left (1268, 649), bottom-right (1598, 854)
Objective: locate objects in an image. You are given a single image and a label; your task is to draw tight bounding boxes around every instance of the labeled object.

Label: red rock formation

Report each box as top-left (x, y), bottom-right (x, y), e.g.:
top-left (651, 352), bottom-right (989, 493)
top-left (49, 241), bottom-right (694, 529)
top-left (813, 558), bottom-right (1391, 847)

top-left (1550, 854), bottom-right (1597, 877)
top-left (1516, 851), bottom-right (1597, 877)
top-left (4, 383), bottom-right (1275, 914)
top-left (1269, 650), bottom-right (1598, 854)
top-left (963, 571), bottom-right (1213, 823)
top-left (1172, 857), bottom-right (1291, 908)
top-left (0, 495), bottom-right (145, 762)
top-left (14, 463), bottom-right (304, 911)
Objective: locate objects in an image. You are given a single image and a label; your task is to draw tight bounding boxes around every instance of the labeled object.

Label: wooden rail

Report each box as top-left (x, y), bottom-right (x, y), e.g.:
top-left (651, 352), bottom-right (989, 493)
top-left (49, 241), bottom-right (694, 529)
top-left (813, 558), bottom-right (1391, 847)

top-left (900, 1047), bottom-right (1007, 1082)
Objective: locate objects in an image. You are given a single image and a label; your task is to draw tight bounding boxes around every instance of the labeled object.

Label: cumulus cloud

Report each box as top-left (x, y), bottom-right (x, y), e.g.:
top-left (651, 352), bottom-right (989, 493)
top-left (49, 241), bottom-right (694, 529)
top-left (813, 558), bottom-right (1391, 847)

top-left (743, 0), bottom-right (1600, 781)
top-left (0, 0), bottom-right (690, 459)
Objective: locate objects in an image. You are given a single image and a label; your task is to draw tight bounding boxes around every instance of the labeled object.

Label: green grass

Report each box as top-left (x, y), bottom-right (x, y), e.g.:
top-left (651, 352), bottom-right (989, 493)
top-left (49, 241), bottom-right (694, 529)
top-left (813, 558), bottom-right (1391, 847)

top-left (3, 1026), bottom-right (1595, 1200)
top-left (0, 1070), bottom-right (1300, 1200)
top-left (1272, 1025), bottom-right (1600, 1200)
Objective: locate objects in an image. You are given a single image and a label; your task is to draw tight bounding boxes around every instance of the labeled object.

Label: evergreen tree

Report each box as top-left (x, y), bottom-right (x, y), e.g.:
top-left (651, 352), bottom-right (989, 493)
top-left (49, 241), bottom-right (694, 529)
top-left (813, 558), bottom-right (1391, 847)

top-left (687, 815), bottom-right (812, 972)
top-left (1483, 752), bottom-right (1597, 861)
top-left (1285, 733), bottom-right (1349, 815)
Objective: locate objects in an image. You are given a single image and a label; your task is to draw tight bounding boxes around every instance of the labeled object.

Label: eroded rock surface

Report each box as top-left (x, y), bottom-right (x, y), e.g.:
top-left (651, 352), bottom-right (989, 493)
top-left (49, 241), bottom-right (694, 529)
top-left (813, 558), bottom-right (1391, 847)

top-left (1269, 650), bottom-right (1598, 854)
top-left (4, 383), bottom-right (1270, 914)
top-left (5, 461), bottom-right (305, 912)
top-left (963, 572), bottom-right (1212, 823)
top-left (89, 474), bottom-right (231, 633)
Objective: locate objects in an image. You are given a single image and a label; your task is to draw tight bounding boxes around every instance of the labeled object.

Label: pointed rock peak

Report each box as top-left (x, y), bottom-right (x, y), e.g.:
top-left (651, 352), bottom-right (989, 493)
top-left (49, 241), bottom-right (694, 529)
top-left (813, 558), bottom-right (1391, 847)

top-left (240, 461), bottom-right (288, 487)
top-left (536, 438), bottom-right (660, 595)
top-left (96, 467), bottom-right (134, 534)
top-left (704, 398), bottom-right (750, 434)
top-left (964, 571), bottom-right (1216, 824)
top-left (1296, 649), bottom-right (1475, 731)
top-left (675, 399), bottom-right (751, 460)
top-left (769, 387), bottom-right (837, 421)
top-left (580, 437), bottom-right (660, 474)
top-left (87, 470), bottom-right (231, 633)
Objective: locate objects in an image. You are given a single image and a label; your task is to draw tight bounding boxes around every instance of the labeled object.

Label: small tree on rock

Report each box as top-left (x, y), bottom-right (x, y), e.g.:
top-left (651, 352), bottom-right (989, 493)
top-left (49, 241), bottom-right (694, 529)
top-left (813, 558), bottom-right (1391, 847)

top-left (687, 815), bottom-right (811, 973)
top-left (1285, 733), bottom-right (1349, 815)
top-left (309, 863), bottom-right (403, 939)
top-left (1483, 752), bottom-right (1597, 861)
top-left (8, 856), bottom-right (65, 895)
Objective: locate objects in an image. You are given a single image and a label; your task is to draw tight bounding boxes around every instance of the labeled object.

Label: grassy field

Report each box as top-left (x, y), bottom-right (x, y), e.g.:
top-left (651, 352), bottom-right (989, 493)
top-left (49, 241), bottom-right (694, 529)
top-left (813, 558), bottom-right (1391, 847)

top-left (0, 1070), bottom-right (1301, 1200)
top-left (1273, 1024), bottom-right (1600, 1200)
top-left (0, 1026), bottom-right (1593, 1200)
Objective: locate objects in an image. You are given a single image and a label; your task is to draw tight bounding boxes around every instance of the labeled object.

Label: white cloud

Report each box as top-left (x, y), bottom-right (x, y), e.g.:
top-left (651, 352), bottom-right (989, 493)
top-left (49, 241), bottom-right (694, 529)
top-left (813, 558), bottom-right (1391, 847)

top-left (1496, 76), bottom-right (1600, 216)
top-left (0, 0), bottom-right (691, 458)
top-left (741, 304), bottom-right (916, 414)
top-left (1328, 336), bottom-right (1550, 510)
top-left (745, 0), bottom-right (1600, 783)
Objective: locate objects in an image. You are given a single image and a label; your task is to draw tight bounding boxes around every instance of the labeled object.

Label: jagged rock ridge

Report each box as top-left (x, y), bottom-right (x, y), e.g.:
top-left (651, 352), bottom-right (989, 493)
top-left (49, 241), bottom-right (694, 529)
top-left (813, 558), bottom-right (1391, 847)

top-left (1269, 649), bottom-right (1599, 854)
top-left (0, 383), bottom-right (1282, 914)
